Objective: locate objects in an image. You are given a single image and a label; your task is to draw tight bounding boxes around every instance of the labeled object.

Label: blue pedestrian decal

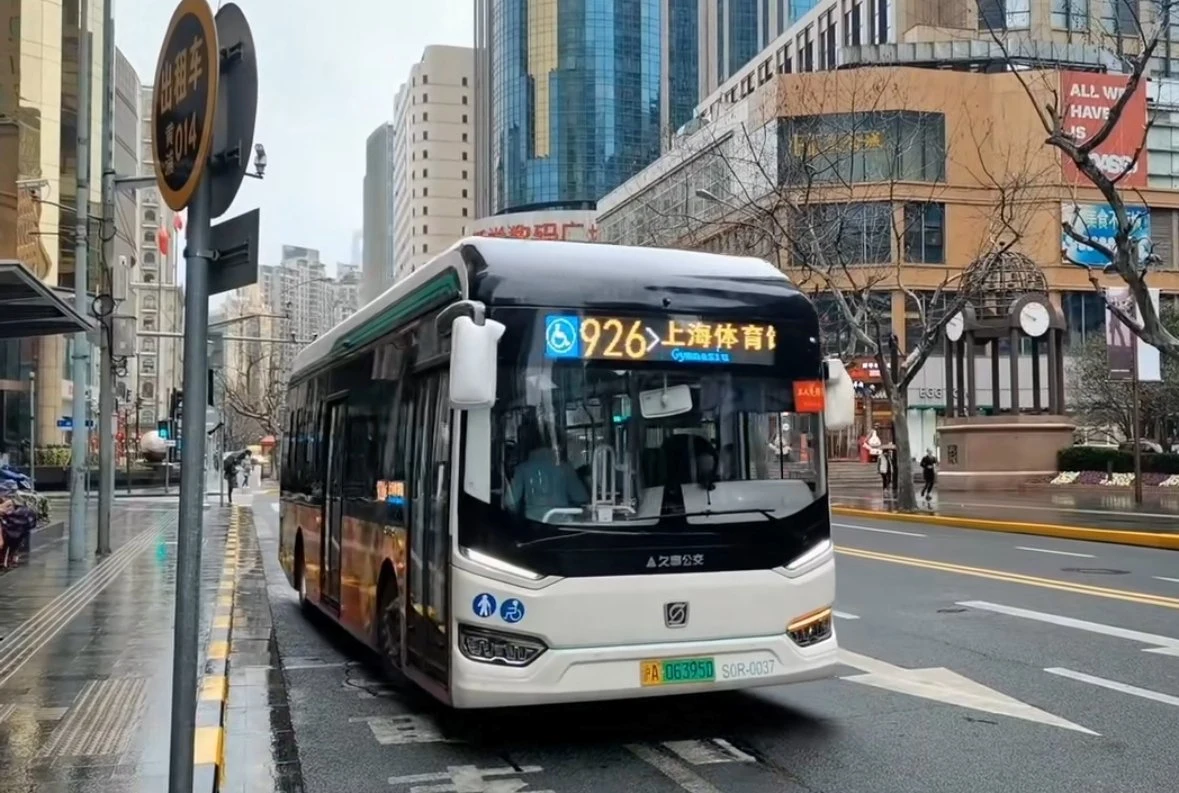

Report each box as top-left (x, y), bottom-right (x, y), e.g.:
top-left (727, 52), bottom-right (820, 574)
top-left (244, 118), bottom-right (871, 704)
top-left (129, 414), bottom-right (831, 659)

top-left (544, 314), bottom-right (581, 359)
top-left (473, 593), bottom-right (497, 619)
top-left (500, 598), bottom-right (526, 624)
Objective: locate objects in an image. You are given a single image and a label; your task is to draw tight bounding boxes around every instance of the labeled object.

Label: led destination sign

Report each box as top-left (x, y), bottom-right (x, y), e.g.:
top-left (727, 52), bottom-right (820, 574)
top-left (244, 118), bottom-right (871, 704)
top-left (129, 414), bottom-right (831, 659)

top-left (544, 314), bottom-right (778, 365)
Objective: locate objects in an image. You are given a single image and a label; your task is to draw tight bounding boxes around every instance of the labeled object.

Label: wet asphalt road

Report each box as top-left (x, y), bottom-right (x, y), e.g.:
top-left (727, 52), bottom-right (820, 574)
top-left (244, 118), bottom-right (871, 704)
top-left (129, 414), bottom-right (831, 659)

top-left (251, 493), bottom-right (1179, 793)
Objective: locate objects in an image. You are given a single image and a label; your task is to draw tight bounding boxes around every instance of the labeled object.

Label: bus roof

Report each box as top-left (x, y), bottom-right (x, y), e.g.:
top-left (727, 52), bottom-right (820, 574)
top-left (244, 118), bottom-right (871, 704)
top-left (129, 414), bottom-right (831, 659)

top-left (290, 237), bottom-right (806, 381)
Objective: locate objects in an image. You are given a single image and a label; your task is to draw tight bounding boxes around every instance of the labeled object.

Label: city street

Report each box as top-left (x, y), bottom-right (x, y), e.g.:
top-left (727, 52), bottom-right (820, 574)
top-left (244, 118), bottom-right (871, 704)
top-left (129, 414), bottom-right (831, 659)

top-left (248, 493), bottom-right (1179, 793)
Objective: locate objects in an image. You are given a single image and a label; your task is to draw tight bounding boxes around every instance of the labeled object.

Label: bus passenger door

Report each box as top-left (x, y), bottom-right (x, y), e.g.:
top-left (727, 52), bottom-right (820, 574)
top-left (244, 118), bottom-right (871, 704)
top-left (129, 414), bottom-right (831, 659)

top-left (406, 371), bottom-right (451, 685)
top-left (320, 399), bottom-right (347, 608)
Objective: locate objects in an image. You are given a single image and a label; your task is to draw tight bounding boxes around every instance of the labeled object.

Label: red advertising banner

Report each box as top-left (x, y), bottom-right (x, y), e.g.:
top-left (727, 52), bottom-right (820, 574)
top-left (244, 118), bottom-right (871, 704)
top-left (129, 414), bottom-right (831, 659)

top-left (1060, 71), bottom-right (1148, 188)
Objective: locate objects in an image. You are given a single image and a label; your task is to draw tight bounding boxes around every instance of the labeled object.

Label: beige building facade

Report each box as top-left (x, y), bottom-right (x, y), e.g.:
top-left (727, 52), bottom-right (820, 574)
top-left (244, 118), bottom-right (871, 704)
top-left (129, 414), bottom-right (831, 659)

top-left (393, 45), bottom-right (475, 283)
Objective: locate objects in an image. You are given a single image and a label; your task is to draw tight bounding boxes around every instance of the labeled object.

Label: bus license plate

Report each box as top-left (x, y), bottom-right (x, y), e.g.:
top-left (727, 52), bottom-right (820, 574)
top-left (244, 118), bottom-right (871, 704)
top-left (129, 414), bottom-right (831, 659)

top-left (639, 657), bottom-right (716, 687)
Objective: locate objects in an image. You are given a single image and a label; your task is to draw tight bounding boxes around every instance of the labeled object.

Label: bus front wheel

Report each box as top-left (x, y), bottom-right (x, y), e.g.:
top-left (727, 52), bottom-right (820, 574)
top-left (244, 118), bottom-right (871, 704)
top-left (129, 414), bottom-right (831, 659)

top-left (375, 577), bottom-right (406, 686)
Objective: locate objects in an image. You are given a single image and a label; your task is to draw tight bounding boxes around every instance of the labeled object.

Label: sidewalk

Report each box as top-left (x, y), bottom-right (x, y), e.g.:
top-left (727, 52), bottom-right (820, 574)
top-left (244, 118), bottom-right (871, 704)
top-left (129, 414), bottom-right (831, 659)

top-left (0, 500), bottom-right (232, 792)
top-left (831, 488), bottom-right (1179, 549)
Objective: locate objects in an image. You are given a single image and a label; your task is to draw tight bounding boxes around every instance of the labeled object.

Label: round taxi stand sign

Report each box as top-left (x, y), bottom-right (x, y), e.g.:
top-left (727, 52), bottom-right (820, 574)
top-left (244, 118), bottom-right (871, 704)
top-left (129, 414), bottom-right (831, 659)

top-left (151, 0), bottom-right (220, 211)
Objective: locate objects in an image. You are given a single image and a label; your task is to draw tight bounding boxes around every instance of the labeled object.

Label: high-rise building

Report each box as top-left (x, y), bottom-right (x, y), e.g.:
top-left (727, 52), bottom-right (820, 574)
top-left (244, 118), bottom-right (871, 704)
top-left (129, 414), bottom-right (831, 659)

top-left (351, 230), bottom-right (363, 268)
top-left (474, 1), bottom-right (767, 218)
top-left (133, 84), bottom-right (183, 431)
top-left (698, 0), bottom-right (811, 100)
top-left (332, 264), bottom-right (362, 325)
top-left (475, 0), bottom-right (663, 216)
top-left (362, 123), bottom-right (395, 305)
top-left (0, 4), bottom-right (107, 459)
top-left (259, 246), bottom-right (334, 373)
top-left (391, 45), bottom-right (475, 283)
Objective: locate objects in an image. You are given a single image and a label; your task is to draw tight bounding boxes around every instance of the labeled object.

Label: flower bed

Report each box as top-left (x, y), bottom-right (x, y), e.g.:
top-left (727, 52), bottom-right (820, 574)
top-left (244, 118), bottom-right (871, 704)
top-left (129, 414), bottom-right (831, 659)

top-left (1048, 471), bottom-right (1179, 487)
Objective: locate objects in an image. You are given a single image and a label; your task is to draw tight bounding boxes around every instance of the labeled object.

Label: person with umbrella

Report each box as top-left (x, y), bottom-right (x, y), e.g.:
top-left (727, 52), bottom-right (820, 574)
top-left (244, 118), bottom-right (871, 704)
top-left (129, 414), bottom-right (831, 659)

top-left (223, 449), bottom-right (250, 504)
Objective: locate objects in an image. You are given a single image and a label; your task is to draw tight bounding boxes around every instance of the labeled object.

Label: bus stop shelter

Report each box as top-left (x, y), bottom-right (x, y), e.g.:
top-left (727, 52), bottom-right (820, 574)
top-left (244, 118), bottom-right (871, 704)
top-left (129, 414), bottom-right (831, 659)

top-left (0, 259), bottom-right (96, 338)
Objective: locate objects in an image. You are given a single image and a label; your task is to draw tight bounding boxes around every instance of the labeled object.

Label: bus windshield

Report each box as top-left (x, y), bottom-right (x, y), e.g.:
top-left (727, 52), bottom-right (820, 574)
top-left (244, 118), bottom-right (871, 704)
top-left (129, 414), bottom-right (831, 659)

top-left (456, 307), bottom-right (830, 577)
top-left (492, 364), bottom-right (825, 528)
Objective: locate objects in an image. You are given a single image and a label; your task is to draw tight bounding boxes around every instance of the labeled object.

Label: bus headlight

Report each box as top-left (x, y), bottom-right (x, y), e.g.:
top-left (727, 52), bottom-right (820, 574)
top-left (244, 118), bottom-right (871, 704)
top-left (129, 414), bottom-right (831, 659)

top-left (787, 607), bottom-right (833, 647)
top-left (786, 538), bottom-right (832, 571)
top-left (458, 625), bottom-right (547, 667)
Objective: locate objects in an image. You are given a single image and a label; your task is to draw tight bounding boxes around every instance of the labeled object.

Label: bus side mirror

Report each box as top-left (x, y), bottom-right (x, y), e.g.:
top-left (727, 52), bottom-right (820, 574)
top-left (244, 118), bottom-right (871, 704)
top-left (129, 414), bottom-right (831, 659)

top-left (449, 315), bottom-right (505, 409)
top-left (823, 357), bottom-right (855, 431)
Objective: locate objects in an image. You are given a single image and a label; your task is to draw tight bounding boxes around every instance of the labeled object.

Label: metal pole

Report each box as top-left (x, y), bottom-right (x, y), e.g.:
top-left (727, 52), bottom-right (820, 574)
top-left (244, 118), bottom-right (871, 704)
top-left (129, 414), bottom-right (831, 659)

top-left (68, 13), bottom-right (92, 562)
top-left (28, 371), bottom-right (36, 492)
top-left (167, 175), bottom-right (212, 793)
top-left (97, 0), bottom-right (115, 554)
top-left (1131, 338), bottom-right (1143, 506)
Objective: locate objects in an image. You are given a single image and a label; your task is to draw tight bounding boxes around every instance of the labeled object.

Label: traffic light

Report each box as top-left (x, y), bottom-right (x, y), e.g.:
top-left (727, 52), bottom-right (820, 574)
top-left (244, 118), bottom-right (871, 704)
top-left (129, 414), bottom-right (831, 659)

top-left (157, 419), bottom-right (171, 440)
top-left (169, 389), bottom-right (184, 420)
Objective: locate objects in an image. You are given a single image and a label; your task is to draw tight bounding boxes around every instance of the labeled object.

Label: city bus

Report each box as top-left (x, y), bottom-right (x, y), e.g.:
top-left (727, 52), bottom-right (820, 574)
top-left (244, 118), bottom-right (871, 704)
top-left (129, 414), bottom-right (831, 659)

top-left (278, 236), bottom-right (855, 708)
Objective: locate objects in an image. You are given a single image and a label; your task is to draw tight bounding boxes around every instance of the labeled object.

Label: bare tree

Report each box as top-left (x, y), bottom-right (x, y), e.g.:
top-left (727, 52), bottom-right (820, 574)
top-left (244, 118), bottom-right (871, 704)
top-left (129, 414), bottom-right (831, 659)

top-left (220, 345), bottom-right (286, 448)
top-left (1069, 305), bottom-right (1179, 439)
top-left (623, 68), bottom-right (1051, 509)
top-left (980, 0), bottom-right (1179, 357)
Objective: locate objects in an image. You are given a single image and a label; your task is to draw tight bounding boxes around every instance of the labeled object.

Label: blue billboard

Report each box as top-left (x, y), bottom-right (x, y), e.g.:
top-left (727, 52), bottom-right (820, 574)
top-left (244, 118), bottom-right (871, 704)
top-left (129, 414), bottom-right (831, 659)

top-left (1061, 203), bottom-right (1151, 268)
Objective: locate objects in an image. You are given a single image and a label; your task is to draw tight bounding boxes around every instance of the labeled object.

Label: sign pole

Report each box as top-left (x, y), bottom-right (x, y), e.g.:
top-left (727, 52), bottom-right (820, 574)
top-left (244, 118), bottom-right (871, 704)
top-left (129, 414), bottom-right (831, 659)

top-left (168, 175), bottom-right (212, 793)
top-left (97, 0), bottom-right (116, 555)
top-left (151, 2), bottom-right (221, 791)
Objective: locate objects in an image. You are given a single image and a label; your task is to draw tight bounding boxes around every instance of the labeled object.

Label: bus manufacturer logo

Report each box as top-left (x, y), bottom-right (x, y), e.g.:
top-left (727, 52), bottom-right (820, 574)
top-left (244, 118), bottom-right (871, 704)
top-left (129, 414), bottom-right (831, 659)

top-left (664, 602), bottom-right (689, 628)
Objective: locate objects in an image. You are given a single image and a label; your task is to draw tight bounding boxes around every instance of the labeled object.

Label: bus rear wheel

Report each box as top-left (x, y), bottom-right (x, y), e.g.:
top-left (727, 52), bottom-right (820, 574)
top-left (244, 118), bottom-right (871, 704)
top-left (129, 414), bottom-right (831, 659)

top-left (375, 579), bottom-right (406, 685)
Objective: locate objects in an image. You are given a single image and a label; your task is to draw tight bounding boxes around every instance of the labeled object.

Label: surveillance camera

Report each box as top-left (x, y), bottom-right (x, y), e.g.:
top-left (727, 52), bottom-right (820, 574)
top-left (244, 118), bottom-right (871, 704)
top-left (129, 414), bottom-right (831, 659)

top-left (253, 143), bottom-right (267, 178)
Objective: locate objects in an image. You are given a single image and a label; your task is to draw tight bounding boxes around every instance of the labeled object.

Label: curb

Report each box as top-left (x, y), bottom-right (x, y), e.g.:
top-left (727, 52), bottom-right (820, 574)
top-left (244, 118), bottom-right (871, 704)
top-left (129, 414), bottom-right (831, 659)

top-left (193, 506), bottom-right (242, 792)
top-left (831, 506), bottom-right (1179, 551)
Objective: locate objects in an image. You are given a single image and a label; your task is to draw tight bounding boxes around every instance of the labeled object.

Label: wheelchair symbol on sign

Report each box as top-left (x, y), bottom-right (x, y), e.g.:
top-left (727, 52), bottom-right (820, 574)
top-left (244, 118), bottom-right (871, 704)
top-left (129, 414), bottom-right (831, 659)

top-left (545, 317), bottom-right (577, 357)
top-left (500, 598), bottom-right (525, 624)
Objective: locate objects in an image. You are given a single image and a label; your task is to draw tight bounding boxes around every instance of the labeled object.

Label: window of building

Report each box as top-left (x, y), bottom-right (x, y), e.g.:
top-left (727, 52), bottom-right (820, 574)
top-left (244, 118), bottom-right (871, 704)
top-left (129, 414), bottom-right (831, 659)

top-left (144, 209), bottom-right (157, 223)
top-left (778, 111), bottom-right (946, 184)
top-left (1061, 291), bottom-right (1106, 348)
top-left (462, 207), bottom-right (468, 217)
top-left (462, 132), bottom-right (468, 142)
top-left (422, 206), bottom-right (429, 216)
top-left (423, 243), bottom-right (428, 253)
top-left (423, 93), bottom-right (428, 102)
top-left (977, 0), bottom-right (1030, 30)
top-left (462, 95), bottom-right (468, 104)
top-left (462, 76), bottom-right (468, 86)
top-left (791, 202), bottom-right (892, 267)
top-left (462, 151), bottom-right (468, 160)
top-left (462, 114), bottom-right (468, 123)
top-left (142, 292), bottom-right (158, 310)
top-left (1103, 0), bottom-right (1138, 35)
top-left (903, 203), bottom-right (945, 263)
top-left (143, 316), bottom-right (157, 331)
top-left (1051, 0), bottom-right (1088, 29)
top-left (144, 272), bottom-right (156, 284)
top-left (423, 225), bottom-right (428, 234)
top-left (422, 74), bottom-right (428, 84)
top-left (462, 188), bottom-right (468, 198)
top-left (143, 251), bottom-right (156, 264)
top-left (423, 168), bottom-right (428, 178)
top-left (812, 292), bottom-right (892, 357)
top-left (423, 187), bottom-right (428, 197)
top-left (141, 380), bottom-right (155, 399)
top-left (422, 130), bottom-right (428, 140)
top-left (141, 356), bottom-right (156, 374)
top-left (144, 230), bottom-right (156, 243)
top-left (462, 170), bottom-right (468, 179)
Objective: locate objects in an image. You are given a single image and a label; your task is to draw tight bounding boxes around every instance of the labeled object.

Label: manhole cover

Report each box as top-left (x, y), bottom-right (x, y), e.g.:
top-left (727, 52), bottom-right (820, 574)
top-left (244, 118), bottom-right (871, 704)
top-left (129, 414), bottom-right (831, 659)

top-left (1060, 567), bottom-right (1130, 575)
top-left (937, 607), bottom-right (968, 613)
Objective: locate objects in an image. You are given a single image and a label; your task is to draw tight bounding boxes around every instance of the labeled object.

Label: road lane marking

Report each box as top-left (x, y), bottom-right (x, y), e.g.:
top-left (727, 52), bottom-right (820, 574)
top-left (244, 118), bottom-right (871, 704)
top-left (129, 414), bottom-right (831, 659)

top-left (1155, 576), bottom-right (1179, 584)
top-left (838, 649), bottom-right (1097, 734)
top-left (835, 523), bottom-right (926, 537)
top-left (662, 738), bottom-right (755, 765)
top-left (837, 546), bottom-right (1179, 609)
top-left (1046, 668), bottom-right (1179, 708)
top-left (834, 610), bottom-right (860, 620)
top-left (958, 600), bottom-right (1179, 656)
top-left (1016, 546), bottom-right (1096, 558)
top-left (626, 744), bottom-right (725, 793)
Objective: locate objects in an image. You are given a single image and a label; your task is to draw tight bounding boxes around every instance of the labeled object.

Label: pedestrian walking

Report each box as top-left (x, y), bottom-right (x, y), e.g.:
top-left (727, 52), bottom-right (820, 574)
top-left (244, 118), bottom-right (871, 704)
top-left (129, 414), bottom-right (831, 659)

top-left (920, 448), bottom-right (937, 502)
top-left (877, 446), bottom-right (892, 494)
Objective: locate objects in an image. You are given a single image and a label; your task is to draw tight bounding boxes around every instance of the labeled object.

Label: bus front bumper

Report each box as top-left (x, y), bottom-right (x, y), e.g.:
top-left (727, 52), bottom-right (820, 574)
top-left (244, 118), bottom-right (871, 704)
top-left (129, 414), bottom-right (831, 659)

top-left (449, 629), bottom-right (838, 709)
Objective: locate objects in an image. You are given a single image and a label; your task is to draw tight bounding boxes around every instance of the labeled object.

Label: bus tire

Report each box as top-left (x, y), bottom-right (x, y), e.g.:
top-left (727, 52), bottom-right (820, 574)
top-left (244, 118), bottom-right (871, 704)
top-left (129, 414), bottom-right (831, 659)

top-left (375, 575), bottom-right (407, 686)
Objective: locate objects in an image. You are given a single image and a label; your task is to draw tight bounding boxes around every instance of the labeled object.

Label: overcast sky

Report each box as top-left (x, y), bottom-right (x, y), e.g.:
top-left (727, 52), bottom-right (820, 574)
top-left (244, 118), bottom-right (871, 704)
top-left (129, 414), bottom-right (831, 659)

top-left (115, 0), bottom-right (475, 275)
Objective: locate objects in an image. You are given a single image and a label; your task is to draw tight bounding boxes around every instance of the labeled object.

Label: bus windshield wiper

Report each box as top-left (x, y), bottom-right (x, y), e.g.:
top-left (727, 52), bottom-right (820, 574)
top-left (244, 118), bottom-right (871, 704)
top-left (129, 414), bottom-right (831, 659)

top-left (517, 525), bottom-right (716, 547)
top-left (660, 507), bottom-right (776, 520)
